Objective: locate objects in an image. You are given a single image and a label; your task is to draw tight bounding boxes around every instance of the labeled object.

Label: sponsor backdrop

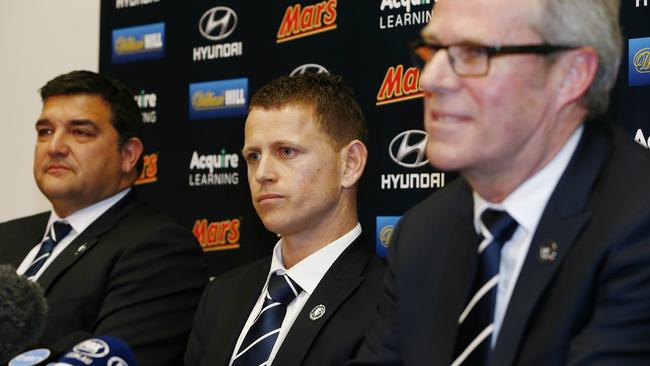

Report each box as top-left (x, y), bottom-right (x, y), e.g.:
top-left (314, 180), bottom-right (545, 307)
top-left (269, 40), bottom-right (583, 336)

top-left (100, 0), bottom-right (650, 276)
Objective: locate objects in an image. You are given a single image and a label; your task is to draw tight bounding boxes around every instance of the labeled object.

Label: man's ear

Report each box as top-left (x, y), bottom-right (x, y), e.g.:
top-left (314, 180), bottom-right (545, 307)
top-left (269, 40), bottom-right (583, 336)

top-left (553, 47), bottom-right (599, 110)
top-left (340, 140), bottom-right (368, 189)
top-left (120, 137), bottom-right (144, 174)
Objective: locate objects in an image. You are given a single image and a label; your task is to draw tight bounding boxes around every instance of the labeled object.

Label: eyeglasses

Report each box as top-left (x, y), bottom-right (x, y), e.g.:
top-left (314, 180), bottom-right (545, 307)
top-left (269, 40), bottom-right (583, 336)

top-left (410, 38), bottom-right (577, 77)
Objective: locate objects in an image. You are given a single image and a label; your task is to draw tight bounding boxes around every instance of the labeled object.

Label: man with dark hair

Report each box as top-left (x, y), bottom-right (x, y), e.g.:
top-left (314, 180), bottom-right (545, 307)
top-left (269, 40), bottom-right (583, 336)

top-left (351, 0), bottom-right (650, 365)
top-left (185, 73), bottom-right (385, 366)
top-left (0, 70), bottom-right (208, 365)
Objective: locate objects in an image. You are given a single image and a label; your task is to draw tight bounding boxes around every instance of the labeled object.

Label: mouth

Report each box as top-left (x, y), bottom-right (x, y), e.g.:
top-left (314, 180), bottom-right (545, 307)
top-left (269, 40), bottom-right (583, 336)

top-left (429, 110), bottom-right (472, 124)
top-left (45, 163), bottom-right (72, 173)
top-left (256, 193), bottom-right (284, 204)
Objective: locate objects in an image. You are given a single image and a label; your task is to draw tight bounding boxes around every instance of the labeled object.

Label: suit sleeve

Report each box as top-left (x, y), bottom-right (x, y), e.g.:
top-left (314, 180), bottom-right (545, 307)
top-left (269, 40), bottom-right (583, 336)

top-left (184, 281), bottom-right (214, 366)
top-left (567, 209), bottom-right (650, 365)
top-left (348, 217), bottom-right (407, 366)
top-left (91, 221), bottom-right (208, 366)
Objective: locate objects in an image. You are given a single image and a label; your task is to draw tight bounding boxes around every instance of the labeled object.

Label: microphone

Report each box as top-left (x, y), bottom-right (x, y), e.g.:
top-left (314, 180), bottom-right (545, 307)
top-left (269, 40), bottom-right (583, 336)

top-left (7, 336), bottom-right (138, 366)
top-left (0, 265), bottom-right (48, 364)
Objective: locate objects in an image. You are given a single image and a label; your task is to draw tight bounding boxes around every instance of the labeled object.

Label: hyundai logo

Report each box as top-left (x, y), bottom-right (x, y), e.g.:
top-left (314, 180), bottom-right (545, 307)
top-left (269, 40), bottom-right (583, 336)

top-left (199, 6), bottom-right (238, 41)
top-left (389, 130), bottom-right (429, 168)
top-left (290, 63), bottom-right (329, 76)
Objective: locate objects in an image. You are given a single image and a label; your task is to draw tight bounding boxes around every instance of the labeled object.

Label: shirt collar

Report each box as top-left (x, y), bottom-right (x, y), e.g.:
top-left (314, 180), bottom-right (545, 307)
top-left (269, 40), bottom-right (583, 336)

top-left (267, 223), bottom-right (361, 295)
top-left (473, 125), bottom-right (583, 235)
top-left (46, 188), bottom-right (131, 239)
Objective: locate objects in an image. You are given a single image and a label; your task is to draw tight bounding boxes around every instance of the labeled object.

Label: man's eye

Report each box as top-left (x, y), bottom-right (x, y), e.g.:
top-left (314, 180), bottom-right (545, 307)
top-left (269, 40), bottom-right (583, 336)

top-left (73, 129), bottom-right (93, 137)
top-left (245, 152), bottom-right (260, 162)
top-left (279, 147), bottom-right (296, 158)
top-left (37, 128), bottom-right (53, 137)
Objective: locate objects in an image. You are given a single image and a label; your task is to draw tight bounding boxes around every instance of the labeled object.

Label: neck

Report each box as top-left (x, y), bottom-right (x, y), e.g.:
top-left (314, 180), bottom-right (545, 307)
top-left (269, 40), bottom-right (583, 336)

top-left (467, 109), bottom-right (585, 203)
top-left (281, 206), bottom-right (358, 268)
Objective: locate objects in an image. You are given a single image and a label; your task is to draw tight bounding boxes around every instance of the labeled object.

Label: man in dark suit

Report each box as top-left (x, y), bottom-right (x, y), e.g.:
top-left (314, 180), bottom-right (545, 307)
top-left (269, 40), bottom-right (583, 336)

top-left (351, 0), bottom-right (650, 365)
top-left (0, 70), bottom-right (208, 365)
top-left (185, 73), bottom-right (385, 366)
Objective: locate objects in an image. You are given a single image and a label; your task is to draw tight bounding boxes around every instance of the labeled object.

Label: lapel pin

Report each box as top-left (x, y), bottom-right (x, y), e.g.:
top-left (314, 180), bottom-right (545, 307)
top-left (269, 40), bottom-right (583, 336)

top-left (538, 241), bottom-right (559, 263)
top-left (309, 304), bottom-right (326, 321)
top-left (75, 244), bottom-right (88, 256)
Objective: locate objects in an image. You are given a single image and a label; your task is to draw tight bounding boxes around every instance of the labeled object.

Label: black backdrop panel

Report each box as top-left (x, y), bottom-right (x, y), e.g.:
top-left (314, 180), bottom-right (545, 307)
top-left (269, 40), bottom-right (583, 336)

top-left (100, 0), bottom-right (650, 276)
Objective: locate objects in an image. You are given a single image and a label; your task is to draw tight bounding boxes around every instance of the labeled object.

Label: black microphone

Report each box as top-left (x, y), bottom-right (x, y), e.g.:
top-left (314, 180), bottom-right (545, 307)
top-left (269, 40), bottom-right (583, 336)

top-left (8, 336), bottom-right (138, 366)
top-left (0, 265), bottom-right (48, 364)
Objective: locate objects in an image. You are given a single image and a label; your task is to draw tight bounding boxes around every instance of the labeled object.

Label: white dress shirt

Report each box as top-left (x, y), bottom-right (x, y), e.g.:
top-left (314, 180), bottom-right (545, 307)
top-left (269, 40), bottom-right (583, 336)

top-left (472, 125), bottom-right (583, 345)
top-left (229, 223), bottom-right (362, 366)
top-left (16, 188), bottom-right (131, 280)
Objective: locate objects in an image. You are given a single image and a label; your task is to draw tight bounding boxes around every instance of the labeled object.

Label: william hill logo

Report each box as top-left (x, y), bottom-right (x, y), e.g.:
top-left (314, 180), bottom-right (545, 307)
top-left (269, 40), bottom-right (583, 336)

top-left (629, 37), bottom-right (650, 86)
top-left (112, 22), bottom-right (165, 63)
top-left (135, 153), bottom-right (158, 185)
top-left (376, 65), bottom-right (424, 106)
top-left (193, 218), bottom-right (240, 251)
top-left (277, 0), bottom-right (337, 43)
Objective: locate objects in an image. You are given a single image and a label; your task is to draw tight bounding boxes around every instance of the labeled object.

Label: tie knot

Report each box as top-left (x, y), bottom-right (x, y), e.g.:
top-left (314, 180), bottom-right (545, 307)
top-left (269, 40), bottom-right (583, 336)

top-left (49, 221), bottom-right (72, 244)
top-left (480, 209), bottom-right (518, 245)
top-left (267, 273), bottom-right (301, 306)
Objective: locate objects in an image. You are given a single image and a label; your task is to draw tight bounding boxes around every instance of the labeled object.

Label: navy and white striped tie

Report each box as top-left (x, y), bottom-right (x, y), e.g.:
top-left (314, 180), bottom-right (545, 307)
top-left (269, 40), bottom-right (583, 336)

top-left (452, 209), bottom-right (518, 366)
top-left (232, 273), bottom-right (302, 366)
top-left (24, 221), bottom-right (72, 279)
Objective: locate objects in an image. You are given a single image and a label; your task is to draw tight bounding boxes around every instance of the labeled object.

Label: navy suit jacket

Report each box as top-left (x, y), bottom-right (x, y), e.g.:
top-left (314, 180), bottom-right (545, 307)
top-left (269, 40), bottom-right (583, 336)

top-left (351, 122), bottom-right (650, 365)
top-left (0, 191), bottom-right (208, 366)
top-left (185, 235), bottom-right (385, 366)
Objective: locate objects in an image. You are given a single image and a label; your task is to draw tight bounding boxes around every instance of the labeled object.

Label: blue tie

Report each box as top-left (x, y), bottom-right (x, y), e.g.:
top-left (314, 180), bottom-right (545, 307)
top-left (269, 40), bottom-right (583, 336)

top-left (232, 273), bottom-right (302, 366)
top-left (24, 221), bottom-right (72, 279)
top-left (452, 209), bottom-right (518, 366)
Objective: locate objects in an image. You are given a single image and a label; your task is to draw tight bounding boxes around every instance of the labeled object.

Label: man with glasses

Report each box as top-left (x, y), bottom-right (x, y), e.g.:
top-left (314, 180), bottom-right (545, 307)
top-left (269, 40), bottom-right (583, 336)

top-left (351, 0), bottom-right (650, 365)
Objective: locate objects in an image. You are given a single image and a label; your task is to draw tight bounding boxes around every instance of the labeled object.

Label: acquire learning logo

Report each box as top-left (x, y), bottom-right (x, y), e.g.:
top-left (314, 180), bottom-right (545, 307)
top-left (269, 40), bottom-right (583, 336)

top-left (629, 37), bottom-right (650, 86)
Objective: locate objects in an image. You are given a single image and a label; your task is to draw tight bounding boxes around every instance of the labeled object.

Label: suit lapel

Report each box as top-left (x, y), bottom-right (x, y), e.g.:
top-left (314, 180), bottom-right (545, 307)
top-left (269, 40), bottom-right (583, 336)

top-left (492, 123), bottom-right (609, 366)
top-left (0, 213), bottom-right (50, 267)
top-left (273, 236), bottom-right (369, 366)
top-left (37, 191), bottom-right (139, 293)
top-left (422, 181), bottom-right (479, 364)
top-left (208, 260), bottom-right (270, 366)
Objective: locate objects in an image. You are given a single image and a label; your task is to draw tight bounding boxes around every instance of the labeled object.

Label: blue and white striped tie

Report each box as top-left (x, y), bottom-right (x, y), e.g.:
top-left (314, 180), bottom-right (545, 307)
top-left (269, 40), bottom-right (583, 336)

top-left (232, 273), bottom-right (302, 366)
top-left (24, 221), bottom-right (72, 279)
top-left (452, 209), bottom-right (518, 366)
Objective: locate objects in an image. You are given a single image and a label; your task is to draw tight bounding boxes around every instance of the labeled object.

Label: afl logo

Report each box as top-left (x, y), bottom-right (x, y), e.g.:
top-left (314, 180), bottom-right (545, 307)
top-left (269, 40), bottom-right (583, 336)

top-left (379, 225), bottom-right (394, 248)
top-left (290, 63), bottom-right (329, 76)
top-left (389, 130), bottom-right (429, 168)
top-left (199, 7), bottom-right (238, 41)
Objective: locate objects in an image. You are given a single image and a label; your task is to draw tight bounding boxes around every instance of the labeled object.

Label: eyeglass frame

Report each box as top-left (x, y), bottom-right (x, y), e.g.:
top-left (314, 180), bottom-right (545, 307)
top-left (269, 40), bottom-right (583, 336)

top-left (410, 38), bottom-right (578, 77)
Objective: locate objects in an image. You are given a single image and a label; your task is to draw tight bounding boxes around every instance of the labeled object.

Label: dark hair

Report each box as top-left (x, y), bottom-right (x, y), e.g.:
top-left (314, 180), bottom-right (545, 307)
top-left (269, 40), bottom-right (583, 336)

top-left (250, 73), bottom-right (367, 148)
top-left (40, 70), bottom-right (143, 172)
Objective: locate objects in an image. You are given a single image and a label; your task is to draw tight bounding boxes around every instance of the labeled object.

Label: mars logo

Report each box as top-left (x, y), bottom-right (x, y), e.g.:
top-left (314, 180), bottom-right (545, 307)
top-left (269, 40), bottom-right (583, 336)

top-left (193, 218), bottom-right (240, 251)
top-left (134, 90), bottom-right (157, 123)
top-left (135, 153), bottom-right (158, 185)
top-left (277, 0), bottom-right (337, 43)
top-left (193, 6), bottom-right (243, 61)
top-left (112, 22), bottom-right (164, 63)
top-left (377, 65), bottom-right (423, 106)
top-left (375, 216), bottom-right (400, 258)
top-left (379, 0), bottom-right (433, 30)
top-left (629, 37), bottom-right (650, 86)
top-left (290, 63), bottom-right (329, 76)
top-left (389, 130), bottom-right (429, 168)
top-left (635, 129), bottom-right (650, 149)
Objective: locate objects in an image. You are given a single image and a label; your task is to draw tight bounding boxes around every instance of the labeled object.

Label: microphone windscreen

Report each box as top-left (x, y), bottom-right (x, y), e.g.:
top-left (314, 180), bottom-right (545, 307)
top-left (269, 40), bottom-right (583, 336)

top-left (0, 265), bottom-right (48, 364)
top-left (54, 336), bottom-right (138, 366)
